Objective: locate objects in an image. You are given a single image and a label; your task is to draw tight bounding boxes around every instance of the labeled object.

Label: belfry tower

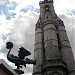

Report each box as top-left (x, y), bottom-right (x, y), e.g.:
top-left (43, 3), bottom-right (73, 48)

top-left (33, 0), bottom-right (75, 75)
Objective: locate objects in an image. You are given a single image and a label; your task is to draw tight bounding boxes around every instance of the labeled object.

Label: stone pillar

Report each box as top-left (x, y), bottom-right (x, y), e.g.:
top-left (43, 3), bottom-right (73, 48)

top-left (58, 24), bottom-right (75, 75)
top-left (33, 28), bottom-right (43, 75)
top-left (44, 23), bottom-right (60, 61)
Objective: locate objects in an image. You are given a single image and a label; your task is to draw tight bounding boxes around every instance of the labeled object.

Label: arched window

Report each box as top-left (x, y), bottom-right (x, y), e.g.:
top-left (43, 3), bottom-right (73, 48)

top-left (44, 5), bottom-right (49, 13)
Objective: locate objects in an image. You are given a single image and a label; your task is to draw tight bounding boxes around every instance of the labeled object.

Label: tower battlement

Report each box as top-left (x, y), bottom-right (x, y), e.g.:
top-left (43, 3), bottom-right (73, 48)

top-left (39, 0), bottom-right (53, 4)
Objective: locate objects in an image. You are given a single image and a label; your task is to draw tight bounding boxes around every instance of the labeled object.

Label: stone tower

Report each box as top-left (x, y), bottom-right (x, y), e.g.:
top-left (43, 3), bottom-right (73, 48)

top-left (33, 0), bottom-right (75, 75)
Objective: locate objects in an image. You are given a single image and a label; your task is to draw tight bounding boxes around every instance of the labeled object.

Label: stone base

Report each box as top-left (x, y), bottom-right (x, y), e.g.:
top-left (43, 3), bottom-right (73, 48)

top-left (42, 59), bottom-right (68, 75)
top-left (69, 70), bottom-right (75, 75)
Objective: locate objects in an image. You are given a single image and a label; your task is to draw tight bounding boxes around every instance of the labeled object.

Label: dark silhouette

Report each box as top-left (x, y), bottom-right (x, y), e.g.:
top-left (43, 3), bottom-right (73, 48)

top-left (6, 42), bottom-right (36, 74)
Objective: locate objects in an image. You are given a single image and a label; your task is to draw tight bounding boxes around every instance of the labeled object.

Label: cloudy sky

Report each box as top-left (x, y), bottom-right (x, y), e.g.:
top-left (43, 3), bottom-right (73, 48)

top-left (0, 0), bottom-right (75, 75)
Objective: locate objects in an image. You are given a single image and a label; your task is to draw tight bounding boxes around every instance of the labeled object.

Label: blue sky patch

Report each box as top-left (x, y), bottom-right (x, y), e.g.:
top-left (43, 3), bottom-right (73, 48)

top-left (0, 34), bottom-right (7, 40)
top-left (71, 9), bottom-right (75, 15)
top-left (0, 1), bottom-right (17, 20)
top-left (20, 5), bottom-right (40, 13)
top-left (66, 9), bottom-right (75, 16)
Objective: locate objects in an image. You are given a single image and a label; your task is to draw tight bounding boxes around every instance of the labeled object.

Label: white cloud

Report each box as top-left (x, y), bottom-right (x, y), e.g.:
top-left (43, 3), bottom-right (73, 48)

top-left (7, 11), bottom-right (38, 46)
top-left (0, 0), bottom-right (8, 5)
top-left (0, 52), bottom-right (15, 68)
top-left (0, 38), bottom-right (4, 49)
top-left (0, 52), bottom-right (7, 61)
top-left (54, 0), bottom-right (75, 15)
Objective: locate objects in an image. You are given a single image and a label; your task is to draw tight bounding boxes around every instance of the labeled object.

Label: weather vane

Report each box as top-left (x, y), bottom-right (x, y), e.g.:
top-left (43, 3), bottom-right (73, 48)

top-left (6, 42), bottom-right (36, 74)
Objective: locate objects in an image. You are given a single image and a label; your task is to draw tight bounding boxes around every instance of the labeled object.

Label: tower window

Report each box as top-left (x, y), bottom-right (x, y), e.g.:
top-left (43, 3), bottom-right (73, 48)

top-left (59, 20), bottom-right (61, 24)
top-left (44, 5), bottom-right (49, 13)
top-left (46, 16), bottom-right (48, 18)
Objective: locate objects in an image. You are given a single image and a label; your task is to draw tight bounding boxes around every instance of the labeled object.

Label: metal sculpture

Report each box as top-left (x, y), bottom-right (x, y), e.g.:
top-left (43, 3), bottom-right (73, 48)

top-left (6, 42), bottom-right (36, 74)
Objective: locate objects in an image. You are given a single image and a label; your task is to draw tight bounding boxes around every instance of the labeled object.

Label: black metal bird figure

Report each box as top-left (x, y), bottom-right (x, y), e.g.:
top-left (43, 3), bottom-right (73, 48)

top-left (6, 42), bottom-right (36, 74)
